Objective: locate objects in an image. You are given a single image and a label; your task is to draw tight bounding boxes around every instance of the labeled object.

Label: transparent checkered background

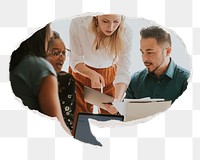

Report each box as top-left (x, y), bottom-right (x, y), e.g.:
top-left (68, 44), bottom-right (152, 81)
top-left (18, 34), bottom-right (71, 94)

top-left (0, 0), bottom-right (199, 160)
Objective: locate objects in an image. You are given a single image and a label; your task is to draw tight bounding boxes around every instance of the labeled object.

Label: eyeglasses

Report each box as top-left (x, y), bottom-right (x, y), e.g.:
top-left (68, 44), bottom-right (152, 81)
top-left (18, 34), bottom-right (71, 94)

top-left (48, 48), bottom-right (71, 56)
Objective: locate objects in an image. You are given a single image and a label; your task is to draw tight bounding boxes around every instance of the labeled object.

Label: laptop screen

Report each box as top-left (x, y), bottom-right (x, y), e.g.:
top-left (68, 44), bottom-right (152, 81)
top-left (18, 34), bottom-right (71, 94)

top-left (74, 113), bottom-right (124, 146)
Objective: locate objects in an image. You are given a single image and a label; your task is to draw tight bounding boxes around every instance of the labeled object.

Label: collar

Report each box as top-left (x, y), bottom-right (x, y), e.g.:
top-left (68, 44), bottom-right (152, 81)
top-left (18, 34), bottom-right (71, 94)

top-left (147, 58), bottom-right (176, 79)
top-left (165, 58), bottom-right (176, 79)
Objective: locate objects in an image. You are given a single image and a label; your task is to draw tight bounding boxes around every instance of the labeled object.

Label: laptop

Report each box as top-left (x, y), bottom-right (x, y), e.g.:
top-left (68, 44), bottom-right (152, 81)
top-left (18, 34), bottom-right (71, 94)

top-left (74, 112), bottom-right (124, 146)
top-left (126, 100), bottom-right (171, 121)
top-left (113, 100), bottom-right (172, 121)
top-left (84, 86), bottom-right (114, 110)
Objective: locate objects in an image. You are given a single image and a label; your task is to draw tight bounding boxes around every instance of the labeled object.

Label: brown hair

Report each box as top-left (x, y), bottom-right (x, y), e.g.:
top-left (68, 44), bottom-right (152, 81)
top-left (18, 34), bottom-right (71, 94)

top-left (140, 26), bottom-right (171, 48)
top-left (47, 31), bottom-right (62, 49)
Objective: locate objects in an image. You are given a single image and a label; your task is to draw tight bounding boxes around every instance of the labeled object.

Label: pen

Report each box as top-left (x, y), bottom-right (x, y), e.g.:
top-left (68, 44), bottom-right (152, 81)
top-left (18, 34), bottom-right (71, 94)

top-left (100, 83), bottom-right (103, 93)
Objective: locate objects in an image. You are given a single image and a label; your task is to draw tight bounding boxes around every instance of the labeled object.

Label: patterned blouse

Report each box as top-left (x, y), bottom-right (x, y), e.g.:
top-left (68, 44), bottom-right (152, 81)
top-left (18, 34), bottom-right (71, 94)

top-left (58, 71), bottom-right (76, 131)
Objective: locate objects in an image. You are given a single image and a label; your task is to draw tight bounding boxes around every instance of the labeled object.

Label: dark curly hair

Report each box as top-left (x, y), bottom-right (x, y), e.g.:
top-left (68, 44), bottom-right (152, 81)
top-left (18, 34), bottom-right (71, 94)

top-left (9, 24), bottom-right (51, 72)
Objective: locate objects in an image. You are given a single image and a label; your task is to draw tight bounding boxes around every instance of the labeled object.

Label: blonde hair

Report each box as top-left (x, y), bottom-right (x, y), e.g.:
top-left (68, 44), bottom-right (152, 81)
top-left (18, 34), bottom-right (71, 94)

top-left (89, 15), bottom-right (126, 62)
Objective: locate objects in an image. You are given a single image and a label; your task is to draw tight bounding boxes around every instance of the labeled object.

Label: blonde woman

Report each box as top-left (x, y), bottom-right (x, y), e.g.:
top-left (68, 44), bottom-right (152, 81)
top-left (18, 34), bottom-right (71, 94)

top-left (69, 13), bottom-right (133, 130)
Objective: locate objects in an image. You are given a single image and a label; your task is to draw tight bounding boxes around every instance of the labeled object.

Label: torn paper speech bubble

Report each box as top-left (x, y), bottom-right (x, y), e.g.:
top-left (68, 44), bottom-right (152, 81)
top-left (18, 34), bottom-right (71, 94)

top-left (9, 13), bottom-right (191, 146)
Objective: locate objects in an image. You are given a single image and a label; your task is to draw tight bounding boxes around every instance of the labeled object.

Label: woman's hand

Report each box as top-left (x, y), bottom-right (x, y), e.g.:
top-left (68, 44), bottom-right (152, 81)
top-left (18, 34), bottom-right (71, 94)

top-left (114, 83), bottom-right (127, 102)
top-left (102, 103), bottom-right (118, 115)
top-left (75, 63), bottom-right (105, 89)
top-left (90, 71), bottom-right (105, 89)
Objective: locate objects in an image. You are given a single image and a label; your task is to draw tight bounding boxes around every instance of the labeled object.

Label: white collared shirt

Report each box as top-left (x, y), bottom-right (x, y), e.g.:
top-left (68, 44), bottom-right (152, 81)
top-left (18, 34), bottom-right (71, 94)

top-left (69, 15), bottom-right (133, 85)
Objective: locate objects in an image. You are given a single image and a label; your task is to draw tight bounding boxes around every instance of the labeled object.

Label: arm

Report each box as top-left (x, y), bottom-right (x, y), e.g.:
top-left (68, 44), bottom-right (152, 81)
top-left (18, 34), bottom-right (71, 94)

top-left (114, 82), bottom-right (127, 101)
top-left (181, 78), bottom-right (188, 94)
top-left (69, 18), bottom-right (105, 88)
top-left (38, 74), bottom-right (71, 134)
top-left (103, 82), bottom-right (127, 114)
top-left (125, 82), bottom-right (136, 99)
top-left (114, 25), bottom-right (133, 100)
top-left (75, 63), bottom-right (105, 88)
top-left (180, 71), bottom-right (190, 96)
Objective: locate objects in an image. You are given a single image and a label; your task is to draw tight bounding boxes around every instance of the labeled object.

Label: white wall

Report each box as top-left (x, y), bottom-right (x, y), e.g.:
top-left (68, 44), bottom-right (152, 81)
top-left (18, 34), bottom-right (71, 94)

top-left (51, 17), bottom-right (191, 75)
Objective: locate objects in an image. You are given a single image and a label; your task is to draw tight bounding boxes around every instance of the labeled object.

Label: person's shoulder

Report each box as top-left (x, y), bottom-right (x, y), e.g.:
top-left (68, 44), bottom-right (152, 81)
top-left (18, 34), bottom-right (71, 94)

top-left (70, 15), bottom-right (93, 31)
top-left (123, 22), bottom-right (134, 48)
top-left (26, 55), bottom-right (56, 74)
top-left (26, 55), bottom-right (49, 67)
top-left (124, 22), bottom-right (132, 35)
top-left (175, 64), bottom-right (190, 79)
top-left (71, 13), bottom-right (93, 23)
top-left (21, 55), bottom-right (43, 66)
top-left (131, 69), bottom-right (147, 80)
